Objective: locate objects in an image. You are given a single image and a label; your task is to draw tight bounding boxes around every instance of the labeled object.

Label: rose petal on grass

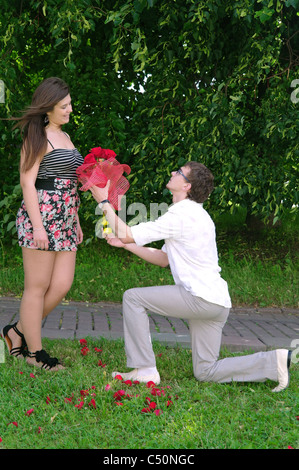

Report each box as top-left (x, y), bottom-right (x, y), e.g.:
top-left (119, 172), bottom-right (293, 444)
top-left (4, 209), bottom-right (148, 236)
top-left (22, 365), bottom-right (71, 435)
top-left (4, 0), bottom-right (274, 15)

top-left (154, 409), bottom-right (163, 416)
top-left (124, 380), bottom-right (132, 386)
top-left (94, 347), bottom-right (102, 352)
top-left (146, 381), bottom-right (156, 388)
top-left (114, 374), bottom-right (123, 381)
top-left (88, 399), bottom-right (96, 409)
top-left (30, 373), bottom-right (36, 379)
top-left (81, 347), bottom-right (90, 356)
top-left (75, 401), bottom-right (84, 409)
top-left (141, 407), bottom-right (151, 413)
top-left (105, 384), bottom-right (111, 391)
top-left (26, 408), bottom-right (34, 416)
top-left (79, 339), bottom-right (87, 345)
top-left (113, 390), bottom-right (126, 401)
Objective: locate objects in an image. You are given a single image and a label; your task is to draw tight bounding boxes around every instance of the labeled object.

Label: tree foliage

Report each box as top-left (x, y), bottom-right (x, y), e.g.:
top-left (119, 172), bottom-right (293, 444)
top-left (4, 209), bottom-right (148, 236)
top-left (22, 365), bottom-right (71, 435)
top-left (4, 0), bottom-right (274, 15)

top-left (0, 0), bottom-right (298, 243)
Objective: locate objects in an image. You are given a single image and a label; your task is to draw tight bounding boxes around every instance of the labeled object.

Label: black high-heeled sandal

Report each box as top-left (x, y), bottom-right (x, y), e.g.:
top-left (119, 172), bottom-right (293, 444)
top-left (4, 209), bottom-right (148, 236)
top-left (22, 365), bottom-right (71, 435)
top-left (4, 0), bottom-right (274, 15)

top-left (27, 349), bottom-right (63, 370)
top-left (1, 322), bottom-right (28, 358)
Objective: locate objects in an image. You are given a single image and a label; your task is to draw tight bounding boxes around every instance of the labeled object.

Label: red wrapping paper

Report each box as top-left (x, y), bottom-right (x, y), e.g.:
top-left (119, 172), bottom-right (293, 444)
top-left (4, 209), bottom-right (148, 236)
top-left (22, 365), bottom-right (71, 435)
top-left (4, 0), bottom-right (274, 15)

top-left (76, 147), bottom-right (131, 210)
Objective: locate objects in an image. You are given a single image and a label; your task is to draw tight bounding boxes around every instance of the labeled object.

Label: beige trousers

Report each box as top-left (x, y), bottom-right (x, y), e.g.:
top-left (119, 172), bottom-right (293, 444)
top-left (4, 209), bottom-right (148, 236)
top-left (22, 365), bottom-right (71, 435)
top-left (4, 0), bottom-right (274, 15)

top-left (122, 285), bottom-right (279, 383)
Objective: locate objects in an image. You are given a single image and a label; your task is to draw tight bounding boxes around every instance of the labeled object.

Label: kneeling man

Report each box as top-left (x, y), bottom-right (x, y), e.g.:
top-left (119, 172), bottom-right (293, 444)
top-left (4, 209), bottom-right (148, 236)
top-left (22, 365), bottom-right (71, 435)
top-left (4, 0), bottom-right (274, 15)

top-left (90, 162), bottom-right (291, 393)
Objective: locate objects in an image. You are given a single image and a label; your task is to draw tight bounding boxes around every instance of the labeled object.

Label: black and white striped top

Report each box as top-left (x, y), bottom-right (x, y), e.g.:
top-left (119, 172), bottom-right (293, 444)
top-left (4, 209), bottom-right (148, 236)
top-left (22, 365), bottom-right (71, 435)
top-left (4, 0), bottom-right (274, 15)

top-left (37, 140), bottom-right (84, 180)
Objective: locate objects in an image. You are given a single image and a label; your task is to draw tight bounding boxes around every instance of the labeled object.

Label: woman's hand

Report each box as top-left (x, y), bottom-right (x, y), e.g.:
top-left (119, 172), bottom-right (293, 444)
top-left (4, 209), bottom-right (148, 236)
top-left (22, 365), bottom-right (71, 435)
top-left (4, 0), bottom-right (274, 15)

top-left (77, 222), bottom-right (84, 245)
top-left (75, 214), bottom-right (83, 245)
top-left (33, 227), bottom-right (49, 250)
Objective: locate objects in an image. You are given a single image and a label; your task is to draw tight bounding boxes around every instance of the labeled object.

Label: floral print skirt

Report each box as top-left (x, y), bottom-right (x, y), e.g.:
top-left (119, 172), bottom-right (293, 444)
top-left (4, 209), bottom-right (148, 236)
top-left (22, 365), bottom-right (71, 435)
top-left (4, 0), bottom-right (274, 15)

top-left (16, 178), bottom-right (80, 251)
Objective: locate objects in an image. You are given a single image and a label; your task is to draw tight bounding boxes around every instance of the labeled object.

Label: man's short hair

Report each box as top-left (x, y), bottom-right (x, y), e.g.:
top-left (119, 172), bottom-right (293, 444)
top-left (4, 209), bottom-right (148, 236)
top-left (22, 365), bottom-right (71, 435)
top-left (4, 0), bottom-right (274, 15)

top-left (185, 161), bottom-right (214, 203)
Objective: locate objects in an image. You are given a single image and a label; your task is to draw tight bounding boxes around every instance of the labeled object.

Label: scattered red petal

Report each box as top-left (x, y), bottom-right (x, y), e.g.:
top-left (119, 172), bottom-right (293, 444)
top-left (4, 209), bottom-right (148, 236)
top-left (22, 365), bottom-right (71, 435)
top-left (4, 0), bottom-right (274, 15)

top-left (0, 437), bottom-right (2, 443)
top-left (81, 347), bottom-right (90, 356)
top-left (94, 347), bottom-right (102, 352)
top-left (18, 371), bottom-right (23, 374)
top-left (288, 446), bottom-right (294, 449)
top-left (37, 427), bottom-right (42, 434)
top-left (141, 407), bottom-right (151, 413)
top-left (114, 374), bottom-right (123, 381)
top-left (133, 380), bottom-right (140, 385)
top-left (115, 402), bottom-right (123, 406)
top-left (124, 380), bottom-right (132, 386)
top-left (30, 373), bottom-right (36, 379)
top-left (80, 389), bottom-right (89, 397)
top-left (149, 402), bottom-right (157, 410)
top-left (88, 398), bottom-right (96, 409)
top-left (46, 396), bottom-right (51, 404)
top-left (146, 381), bottom-right (156, 388)
top-left (26, 408), bottom-right (34, 416)
top-left (105, 384), bottom-right (111, 391)
top-left (79, 339), bottom-right (87, 345)
top-left (154, 409), bottom-right (163, 416)
top-left (8, 422), bottom-right (18, 427)
top-left (166, 400), bottom-right (173, 407)
top-left (296, 416), bottom-right (299, 421)
top-left (113, 390), bottom-right (126, 401)
top-left (75, 401), bottom-right (84, 409)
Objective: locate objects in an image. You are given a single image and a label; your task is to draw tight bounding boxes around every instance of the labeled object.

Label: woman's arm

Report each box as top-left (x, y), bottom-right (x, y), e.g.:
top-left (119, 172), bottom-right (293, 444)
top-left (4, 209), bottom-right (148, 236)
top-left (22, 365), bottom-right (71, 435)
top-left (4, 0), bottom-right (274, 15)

top-left (19, 149), bottom-right (49, 250)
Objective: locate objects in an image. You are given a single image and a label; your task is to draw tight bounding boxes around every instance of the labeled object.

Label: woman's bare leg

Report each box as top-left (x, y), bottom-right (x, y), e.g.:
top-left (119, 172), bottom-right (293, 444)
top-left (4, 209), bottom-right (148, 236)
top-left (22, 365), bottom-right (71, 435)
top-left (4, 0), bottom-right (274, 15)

top-left (42, 251), bottom-right (76, 319)
top-left (19, 248), bottom-right (56, 354)
top-left (7, 250), bottom-right (76, 367)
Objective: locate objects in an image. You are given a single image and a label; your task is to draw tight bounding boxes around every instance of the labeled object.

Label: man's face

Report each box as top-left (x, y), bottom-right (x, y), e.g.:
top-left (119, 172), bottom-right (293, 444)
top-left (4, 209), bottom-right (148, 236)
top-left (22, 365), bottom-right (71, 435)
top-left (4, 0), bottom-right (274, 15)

top-left (166, 166), bottom-right (191, 192)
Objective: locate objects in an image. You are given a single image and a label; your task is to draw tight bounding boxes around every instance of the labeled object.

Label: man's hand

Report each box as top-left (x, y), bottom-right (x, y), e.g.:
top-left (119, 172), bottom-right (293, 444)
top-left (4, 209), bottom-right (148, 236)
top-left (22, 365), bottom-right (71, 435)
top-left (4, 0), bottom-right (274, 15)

top-left (105, 234), bottom-right (126, 249)
top-left (90, 181), bottom-right (110, 203)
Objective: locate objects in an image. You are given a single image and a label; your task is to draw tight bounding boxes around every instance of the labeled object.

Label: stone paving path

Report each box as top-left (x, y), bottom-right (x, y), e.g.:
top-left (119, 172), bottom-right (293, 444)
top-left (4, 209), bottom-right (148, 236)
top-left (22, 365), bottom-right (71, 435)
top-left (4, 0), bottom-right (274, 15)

top-left (1, 297), bottom-right (298, 352)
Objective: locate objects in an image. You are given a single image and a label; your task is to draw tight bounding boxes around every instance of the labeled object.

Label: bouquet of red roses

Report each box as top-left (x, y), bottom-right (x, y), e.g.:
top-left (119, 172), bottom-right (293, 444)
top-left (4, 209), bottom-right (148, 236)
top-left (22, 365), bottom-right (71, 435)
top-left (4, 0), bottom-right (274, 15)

top-left (76, 147), bottom-right (131, 210)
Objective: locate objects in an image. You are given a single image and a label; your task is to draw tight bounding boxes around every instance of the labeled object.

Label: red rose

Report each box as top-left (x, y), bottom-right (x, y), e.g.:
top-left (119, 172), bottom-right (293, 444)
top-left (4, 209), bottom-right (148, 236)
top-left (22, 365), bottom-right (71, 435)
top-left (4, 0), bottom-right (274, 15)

top-left (90, 147), bottom-right (117, 160)
top-left (84, 153), bottom-right (97, 164)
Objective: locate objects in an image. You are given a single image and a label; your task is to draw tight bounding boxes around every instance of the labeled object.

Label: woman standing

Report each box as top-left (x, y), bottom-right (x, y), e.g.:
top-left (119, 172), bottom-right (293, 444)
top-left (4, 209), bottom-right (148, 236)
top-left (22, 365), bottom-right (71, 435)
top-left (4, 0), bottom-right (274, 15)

top-left (1, 77), bottom-right (83, 370)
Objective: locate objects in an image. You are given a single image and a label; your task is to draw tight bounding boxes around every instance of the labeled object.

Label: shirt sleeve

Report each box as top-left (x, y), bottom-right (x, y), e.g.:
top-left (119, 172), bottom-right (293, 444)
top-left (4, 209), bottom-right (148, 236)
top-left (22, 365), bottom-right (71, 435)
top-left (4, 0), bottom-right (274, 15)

top-left (130, 206), bottom-right (183, 246)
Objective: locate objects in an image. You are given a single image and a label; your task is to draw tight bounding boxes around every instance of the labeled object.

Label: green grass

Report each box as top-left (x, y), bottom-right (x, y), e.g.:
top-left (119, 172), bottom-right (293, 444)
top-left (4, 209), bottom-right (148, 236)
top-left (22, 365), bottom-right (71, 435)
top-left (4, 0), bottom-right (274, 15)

top-left (0, 209), bottom-right (298, 450)
top-left (0, 337), bottom-right (298, 449)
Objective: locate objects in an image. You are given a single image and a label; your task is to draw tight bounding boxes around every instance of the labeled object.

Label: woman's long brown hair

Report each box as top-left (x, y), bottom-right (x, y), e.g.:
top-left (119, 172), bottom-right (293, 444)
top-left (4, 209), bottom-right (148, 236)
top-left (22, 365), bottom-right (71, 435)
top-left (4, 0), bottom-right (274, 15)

top-left (13, 77), bottom-right (70, 172)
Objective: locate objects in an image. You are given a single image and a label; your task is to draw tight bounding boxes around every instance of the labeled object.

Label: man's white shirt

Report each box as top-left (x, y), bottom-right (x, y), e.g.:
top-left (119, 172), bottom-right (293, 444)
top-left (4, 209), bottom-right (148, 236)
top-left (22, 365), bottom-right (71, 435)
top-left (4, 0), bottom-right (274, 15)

top-left (131, 198), bottom-right (232, 309)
